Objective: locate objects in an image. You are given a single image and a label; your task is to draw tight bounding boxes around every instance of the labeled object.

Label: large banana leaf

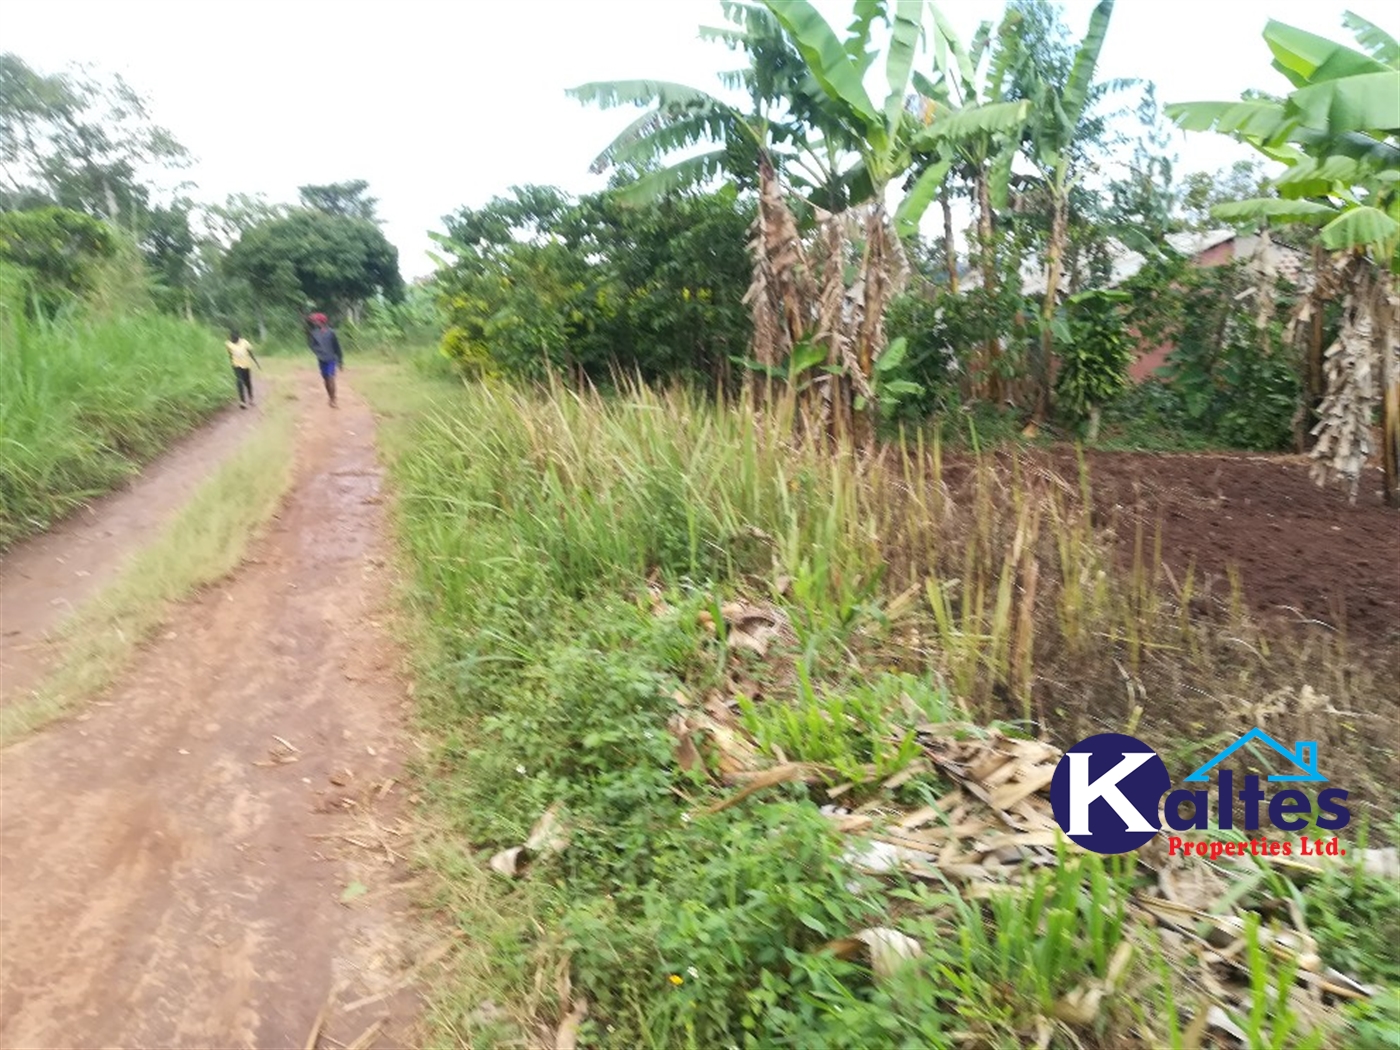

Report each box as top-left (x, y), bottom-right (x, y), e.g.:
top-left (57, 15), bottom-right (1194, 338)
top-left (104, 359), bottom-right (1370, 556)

top-left (1341, 12), bottom-right (1400, 69)
top-left (1288, 70), bottom-right (1400, 133)
top-left (568, 80), bottom-right (723, 111)
top-left (1271, 154), bottom-right (1371, 198)
top-left (968, 21), bottom-right (994, 79)
top-left (912, 70), bottom-right (947, 106)
top-left (894, 157), bottom-right (952, 238)
top-left (1211, 197), bottom-right (1338, 223)
top-left (569, 81), bottom-right (741, 176)
top-left (1319, 205), bottom-right (1400, 251)
top-left (929, 3), bottom-right (975, 101)
top-left (611, 150), bottom-right (733, 205)
top-left (884, 0), bottom-right (924, 132)
top-left (845, 0), bottom-right (885, 66)
top-left (988, 143), bottom-right (1015, 210)
top-left (1265, 19), bottom-right (1390, 85)
top-left (764, 0), bottom-right (881, 130)
top-left (1163, 99), bottom-right (1293, 142)
top-left (605, 109), bottom-right (737, 171)
top-left (1063, 0), bottom-right (1114, 126)
top-left (908, 100), bottom-right (1029, 149)
top-left (1291, 126), bottom-right (1400, 164)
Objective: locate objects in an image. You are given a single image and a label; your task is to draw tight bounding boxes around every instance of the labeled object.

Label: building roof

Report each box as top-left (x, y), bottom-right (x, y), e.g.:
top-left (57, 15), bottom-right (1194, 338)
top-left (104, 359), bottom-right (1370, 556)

top-left (962, 228), bottom-right (1244, 296)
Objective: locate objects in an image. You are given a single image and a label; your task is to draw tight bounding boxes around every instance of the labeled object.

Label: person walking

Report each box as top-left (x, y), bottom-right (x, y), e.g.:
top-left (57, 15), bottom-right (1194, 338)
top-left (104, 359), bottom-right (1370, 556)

top-left (307, 312), bottom-right (343, 407)
top-left (225, 329), bottom-right (259, 408)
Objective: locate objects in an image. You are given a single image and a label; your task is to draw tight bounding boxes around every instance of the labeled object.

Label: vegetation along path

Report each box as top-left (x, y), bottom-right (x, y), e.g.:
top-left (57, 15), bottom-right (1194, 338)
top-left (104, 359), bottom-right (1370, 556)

top-left (0, 400), bottom-right (261, 704)
top-left (0, 370), bottom-right (426, 1048)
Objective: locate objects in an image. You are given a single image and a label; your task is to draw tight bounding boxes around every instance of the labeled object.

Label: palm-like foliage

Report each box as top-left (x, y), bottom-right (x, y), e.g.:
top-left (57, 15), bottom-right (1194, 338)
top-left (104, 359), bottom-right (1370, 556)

top-left (993, 0), bottom-right (1116, 416)
top-left (568, 2), bottom-right (855, 206)
top-left (906, 6), bottom-right (1030, 397)
top-left (572, 0), bottom-right (1030, 436)
top-left (1168, 15), bottom-right (1400, 503)
top-left (755, 0), bottom-right (1031, 432)
top-left (1168, 18), bottom-right (1399, 262)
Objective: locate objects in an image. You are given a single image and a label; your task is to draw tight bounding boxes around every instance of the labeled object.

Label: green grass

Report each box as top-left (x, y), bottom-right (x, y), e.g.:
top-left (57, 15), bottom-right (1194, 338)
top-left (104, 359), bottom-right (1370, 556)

top-left (0, 296), bottom-right (234, 547)
top-left (359, 364), bottom-right (1397, 1049)
top-left (0, 375), bottom-right (297, 741)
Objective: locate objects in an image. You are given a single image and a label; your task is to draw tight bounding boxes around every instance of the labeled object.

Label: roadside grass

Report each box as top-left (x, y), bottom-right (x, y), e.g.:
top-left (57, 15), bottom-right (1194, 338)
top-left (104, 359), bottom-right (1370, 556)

top-left (0, 370), bottom-right (297, 742)
top-left (0, 297), bottom-right (235, 548)
top-left (361, 365), bottom-right (1398, 1049)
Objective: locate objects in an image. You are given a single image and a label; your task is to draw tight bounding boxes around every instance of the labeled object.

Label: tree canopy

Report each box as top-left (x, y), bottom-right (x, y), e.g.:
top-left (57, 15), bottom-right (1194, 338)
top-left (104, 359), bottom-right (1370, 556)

top-left (225, 208), bottom-right (403, 317)
top-left (298, 180), bottom-right (379, 222)
top-left (0, 52), bottom-right (188, 225)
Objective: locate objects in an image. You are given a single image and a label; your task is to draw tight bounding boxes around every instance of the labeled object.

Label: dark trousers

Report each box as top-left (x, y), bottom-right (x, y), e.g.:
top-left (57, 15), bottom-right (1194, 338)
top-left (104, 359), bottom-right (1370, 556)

top-left (233, 366), bottom-right (253, 404)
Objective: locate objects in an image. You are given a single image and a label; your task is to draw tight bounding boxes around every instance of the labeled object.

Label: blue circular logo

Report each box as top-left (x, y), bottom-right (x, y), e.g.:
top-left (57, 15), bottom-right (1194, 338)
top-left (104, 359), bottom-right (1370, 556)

top-left (1050, 733), bottom-right (1169, 854)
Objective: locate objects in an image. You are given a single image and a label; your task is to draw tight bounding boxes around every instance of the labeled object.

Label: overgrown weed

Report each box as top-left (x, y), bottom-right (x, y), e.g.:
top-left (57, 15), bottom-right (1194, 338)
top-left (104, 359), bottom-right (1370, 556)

top-left (362, 367), bottom-right (1397, 1048)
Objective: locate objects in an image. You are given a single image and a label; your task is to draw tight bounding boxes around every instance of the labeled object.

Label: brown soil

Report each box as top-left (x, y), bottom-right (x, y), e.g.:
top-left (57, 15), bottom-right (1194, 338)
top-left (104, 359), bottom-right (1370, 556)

top-left (0, 403), bottom-right (261, 704)
top-left (1067, 451), bottom-right (1399, 644)
top-left (0, 371), bottom-right (428, 1048)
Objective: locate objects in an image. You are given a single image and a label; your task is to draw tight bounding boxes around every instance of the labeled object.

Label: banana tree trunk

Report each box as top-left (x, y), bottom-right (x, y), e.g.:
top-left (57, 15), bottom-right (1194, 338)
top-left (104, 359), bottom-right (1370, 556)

top-left (941, 187), bottom-right (958, 294)
top-left (976, 171), bottom-right (1001, 402)
top-left (1381, 271), bottom-right (1399, 507)
top-left (744, 155), bottom-right (812, 406)
top-left (815, 209), bottom-right (853, 442)
top-left (851, 204), bottom-right (906, 446)
top-left (1307, 241), bottom-right (1326, 430)
top-left (1036, 191), bottom-right (1069, 422)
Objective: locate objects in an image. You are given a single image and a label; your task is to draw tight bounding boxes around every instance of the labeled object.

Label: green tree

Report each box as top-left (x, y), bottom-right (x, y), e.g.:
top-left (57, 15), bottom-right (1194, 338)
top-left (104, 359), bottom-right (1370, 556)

top-left (141, 199), bottom-right (195, 314)
top-left (298, 180), bottom-right (379, 222)
top-left (199, 193), bottom-right (289, 248)
top-left (0, 205), bottom-right (115, 312)
top-left (433, 182), bottom-right (752, 384)
top-left (0, 53), bottom-right (188, 227)
top-left (1180, 159), bottom-right (1269, 230)
top-left (226, 208), bottom-right (403, 325)
top-left (1055, 288), bottom-right (1132, 439)
top-left (996, 0), bottom-right (1117, 418)
top-left (909, 4), bottom-right (1033, 398)
top-left (573, 1), bottom-right (1027, 432)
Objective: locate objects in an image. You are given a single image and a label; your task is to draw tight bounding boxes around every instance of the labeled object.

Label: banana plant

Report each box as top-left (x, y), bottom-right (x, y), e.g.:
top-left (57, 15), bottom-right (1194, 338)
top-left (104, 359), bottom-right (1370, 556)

top-left (1167, 16), bottom-right (1400, 261)
top-left (761, 0), bottom-right (1028, 435)
top-left (1167, 14), bottom-right (1400, 504)
top-left (1001, 0), bottom-right (1116, 418)
top-left (907, 5), bottom-right (1030, 398)
top-left (764, 1), bottom-right (1027, 232)
top-left (569, 2), bottom-right (869, 207)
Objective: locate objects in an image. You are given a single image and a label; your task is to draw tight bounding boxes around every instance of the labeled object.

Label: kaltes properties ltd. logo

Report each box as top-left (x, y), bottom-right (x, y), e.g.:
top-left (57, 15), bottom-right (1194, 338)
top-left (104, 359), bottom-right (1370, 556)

top-left (1049, 729), bottom-right (1351, 858)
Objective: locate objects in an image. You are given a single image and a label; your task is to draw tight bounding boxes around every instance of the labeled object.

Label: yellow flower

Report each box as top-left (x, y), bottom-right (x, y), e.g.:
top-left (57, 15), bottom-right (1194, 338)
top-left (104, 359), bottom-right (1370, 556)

top-left (668, 974), bottom-right (684, 985)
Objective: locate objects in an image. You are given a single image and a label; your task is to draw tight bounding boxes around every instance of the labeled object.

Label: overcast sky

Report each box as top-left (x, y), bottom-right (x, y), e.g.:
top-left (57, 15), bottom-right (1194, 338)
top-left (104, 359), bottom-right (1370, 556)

top-left (4, 0), bottom-right (1392, 277)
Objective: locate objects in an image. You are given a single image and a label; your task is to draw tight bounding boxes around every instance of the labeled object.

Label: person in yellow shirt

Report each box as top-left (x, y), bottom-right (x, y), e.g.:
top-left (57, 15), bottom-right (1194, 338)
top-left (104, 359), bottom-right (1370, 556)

top-left (225, 329), bottom-right (260, 408)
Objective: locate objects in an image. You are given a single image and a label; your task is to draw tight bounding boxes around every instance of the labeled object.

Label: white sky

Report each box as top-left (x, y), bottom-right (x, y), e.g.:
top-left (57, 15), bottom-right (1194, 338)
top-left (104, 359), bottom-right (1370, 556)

top-left (3, 0), bottom-right (1393, 278)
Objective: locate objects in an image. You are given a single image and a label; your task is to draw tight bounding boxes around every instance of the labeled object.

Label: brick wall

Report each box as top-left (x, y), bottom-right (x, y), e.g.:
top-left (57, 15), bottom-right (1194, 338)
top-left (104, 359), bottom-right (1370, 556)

top-left (1128, 238), bottom-right (1238, 383)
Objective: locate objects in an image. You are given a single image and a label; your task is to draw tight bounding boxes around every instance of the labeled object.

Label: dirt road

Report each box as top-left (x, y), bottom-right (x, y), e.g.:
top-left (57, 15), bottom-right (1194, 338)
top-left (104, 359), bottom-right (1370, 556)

top-left (0, 405), bottom-right (261, 704)
top-left (0, 370), bottom-right (425, 1048)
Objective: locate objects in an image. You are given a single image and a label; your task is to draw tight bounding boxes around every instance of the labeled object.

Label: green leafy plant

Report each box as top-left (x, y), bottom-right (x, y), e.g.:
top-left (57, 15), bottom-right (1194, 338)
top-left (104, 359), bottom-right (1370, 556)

top-left (434, 183), bottom-right (752, 386)
top-left (1055, 288), bottom-right (1133, 438)
top-left (737, 665), bottom-right (928, 785)
top-left (1228, 914), bottom-right (1325, 1050)
top-left (0, 207), bottom-right (116, 313)
top-left (1168, 13), bottom-right (1400, 500)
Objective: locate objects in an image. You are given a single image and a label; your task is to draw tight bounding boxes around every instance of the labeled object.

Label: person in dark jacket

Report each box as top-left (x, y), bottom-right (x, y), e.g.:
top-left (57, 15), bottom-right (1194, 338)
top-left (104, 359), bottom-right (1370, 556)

top-left (306, 312), bottom-right (343, 407)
